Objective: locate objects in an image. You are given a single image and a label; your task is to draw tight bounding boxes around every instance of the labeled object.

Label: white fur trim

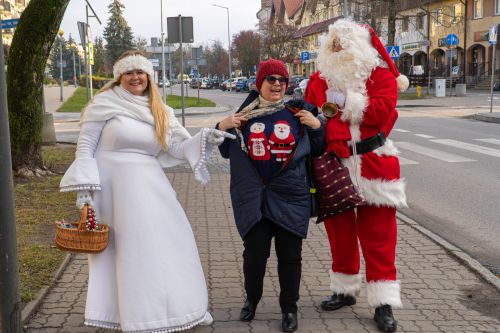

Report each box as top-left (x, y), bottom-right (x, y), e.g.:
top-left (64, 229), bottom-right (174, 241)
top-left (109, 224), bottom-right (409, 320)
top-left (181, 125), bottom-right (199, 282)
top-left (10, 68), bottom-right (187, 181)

top-left (343, 151), bottom-right (407, 208)
top-left (113, 55), bottom-right (154, 81)
top-left (397, 74), bottom-right (409, 92)
top-left (329, 271), bottom-right (362, 296)
top-left (357, 177), bottom-right (407, 208)
top-left (366, 280), bottom-right (402, 308)
top-left (373, 139), bottom-right (399, 156)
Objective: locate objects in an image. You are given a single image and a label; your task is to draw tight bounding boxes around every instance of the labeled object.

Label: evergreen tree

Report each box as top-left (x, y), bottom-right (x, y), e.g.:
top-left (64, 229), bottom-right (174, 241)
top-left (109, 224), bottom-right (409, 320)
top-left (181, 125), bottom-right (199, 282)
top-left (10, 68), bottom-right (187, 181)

top-left (103, 0), bottom-right (135, 66)
top-left (48, 36), bottom-right (74, 81)
top-left (93, 37), bottom-right (107, 76)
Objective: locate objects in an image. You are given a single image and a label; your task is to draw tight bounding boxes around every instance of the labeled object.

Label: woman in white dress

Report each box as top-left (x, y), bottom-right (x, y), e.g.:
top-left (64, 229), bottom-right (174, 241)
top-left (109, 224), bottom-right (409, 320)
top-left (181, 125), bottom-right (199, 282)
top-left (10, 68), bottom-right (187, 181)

top-left (60, 51), bottom-right (233, 332)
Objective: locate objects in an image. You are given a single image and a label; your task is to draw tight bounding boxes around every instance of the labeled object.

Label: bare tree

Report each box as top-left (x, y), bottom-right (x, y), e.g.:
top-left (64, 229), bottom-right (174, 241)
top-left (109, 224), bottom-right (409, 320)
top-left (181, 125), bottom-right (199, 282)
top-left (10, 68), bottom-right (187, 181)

top-left (260, 23), bottom-right (306, 62)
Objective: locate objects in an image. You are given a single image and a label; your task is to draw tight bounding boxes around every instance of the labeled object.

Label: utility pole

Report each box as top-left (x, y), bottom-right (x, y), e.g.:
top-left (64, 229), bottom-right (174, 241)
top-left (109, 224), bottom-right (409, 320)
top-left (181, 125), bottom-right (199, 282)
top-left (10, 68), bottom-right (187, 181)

top-left (179, 15), bottom-right (185, 126)
top-left (160, 0), bottom-right (166, 101)
top-left (84, 0), bottom-right (102, 100)
top-left (0, 31), bottom-right (22, 333)
top-left (343, 0), bottom-right (348, 17)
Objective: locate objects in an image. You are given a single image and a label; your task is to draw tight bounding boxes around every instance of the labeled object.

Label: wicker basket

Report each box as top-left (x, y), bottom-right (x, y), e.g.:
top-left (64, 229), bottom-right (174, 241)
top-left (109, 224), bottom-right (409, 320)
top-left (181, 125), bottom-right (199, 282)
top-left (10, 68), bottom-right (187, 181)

top-left (55, 204), bottom-right (109, 254)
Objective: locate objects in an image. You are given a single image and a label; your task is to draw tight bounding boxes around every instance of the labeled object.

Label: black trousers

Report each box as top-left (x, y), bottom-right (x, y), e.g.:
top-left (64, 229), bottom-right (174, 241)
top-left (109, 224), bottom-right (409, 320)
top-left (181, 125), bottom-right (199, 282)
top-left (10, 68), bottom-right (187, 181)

top-left (242, 218), bottom-right (303, 313)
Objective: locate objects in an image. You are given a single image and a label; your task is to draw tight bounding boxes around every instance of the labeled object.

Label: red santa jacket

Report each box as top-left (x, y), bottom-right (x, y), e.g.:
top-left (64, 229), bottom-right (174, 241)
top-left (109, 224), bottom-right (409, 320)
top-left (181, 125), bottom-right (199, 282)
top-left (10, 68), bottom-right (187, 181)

top-left (305, 68), bottom-right (406, 208)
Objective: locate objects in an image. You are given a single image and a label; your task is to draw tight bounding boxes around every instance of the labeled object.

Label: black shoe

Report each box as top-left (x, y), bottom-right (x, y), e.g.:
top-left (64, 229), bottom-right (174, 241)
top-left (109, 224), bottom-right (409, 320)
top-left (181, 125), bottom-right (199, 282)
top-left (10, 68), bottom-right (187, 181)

top-left (281, 312), bottom-right (298, 332)
top-left (374, 304), bottom-right (397, 332)
top-left (320, 293), bottom-right (356, 311)
top-left (239, 301), bottom-right (256, 322)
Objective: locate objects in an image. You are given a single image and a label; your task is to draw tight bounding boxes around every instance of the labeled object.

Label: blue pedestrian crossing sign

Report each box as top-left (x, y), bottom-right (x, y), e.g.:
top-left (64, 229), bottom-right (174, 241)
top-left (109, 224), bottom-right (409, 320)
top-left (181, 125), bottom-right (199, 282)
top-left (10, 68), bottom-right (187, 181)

top-left (301, 51), bottom-right (310, 62)
top-left (385, 46), bottom-right (400, 59)
top-left (446, 34), bottom-right (459, 48)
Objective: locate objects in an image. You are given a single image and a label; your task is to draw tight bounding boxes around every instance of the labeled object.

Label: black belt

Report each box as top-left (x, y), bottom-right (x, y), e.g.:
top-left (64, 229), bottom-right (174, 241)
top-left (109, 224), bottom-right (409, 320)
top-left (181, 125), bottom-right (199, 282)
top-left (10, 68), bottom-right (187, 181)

top-left (349, 132), bottom-right (386, 156)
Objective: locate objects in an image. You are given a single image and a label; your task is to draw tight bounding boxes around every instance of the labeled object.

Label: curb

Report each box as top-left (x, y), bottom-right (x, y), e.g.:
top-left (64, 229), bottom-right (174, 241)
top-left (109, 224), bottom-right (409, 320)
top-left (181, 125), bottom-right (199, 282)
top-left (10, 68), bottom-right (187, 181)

top-left (21, 253), bottom-right (74, 324)
top-left (396, 211), bottom-right (500, 291)
top-left (473, 113), bottom-right (500, 124)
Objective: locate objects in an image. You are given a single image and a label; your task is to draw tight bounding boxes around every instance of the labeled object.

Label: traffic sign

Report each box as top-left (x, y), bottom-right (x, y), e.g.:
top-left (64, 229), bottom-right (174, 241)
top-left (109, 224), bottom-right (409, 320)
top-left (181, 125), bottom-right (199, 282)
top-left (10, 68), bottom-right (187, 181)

top-left (445, 34), bottom-right (459, 48)
top-left (385, 46), bottom-right (400, 59)
top-left (149, 58), bottom-right (160, 67)
top-left (0, 18), bottom-right (20, 29)
top-left (301, 51), bottom-right (310, 62)
top-left (489, 25), bottom-right (497, 45)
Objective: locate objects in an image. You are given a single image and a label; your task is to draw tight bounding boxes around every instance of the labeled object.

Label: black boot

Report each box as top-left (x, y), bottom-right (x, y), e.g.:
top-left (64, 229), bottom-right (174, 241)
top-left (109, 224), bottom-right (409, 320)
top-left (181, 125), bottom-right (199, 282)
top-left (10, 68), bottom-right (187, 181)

top-left (281, 312), bottom-right (298, 332)
top-left (374, 304), bottom-right (397, 332)
top-left (320, 293), bottom-right (356, 311)
top-left (239, 301), bottom-right (257, 322)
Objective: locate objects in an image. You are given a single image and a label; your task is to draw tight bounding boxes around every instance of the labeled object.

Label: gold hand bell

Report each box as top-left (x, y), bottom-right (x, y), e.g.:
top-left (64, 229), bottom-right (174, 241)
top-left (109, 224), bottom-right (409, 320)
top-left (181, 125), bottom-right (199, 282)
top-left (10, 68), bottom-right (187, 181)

top-left (320, 102), bottom-right (338, 118)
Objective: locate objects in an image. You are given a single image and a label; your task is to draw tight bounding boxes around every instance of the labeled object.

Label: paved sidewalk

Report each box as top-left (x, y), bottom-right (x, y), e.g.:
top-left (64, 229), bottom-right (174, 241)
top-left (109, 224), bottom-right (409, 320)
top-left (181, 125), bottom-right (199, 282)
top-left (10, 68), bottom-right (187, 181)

top-left (24, 156), bottom-right (500, 333)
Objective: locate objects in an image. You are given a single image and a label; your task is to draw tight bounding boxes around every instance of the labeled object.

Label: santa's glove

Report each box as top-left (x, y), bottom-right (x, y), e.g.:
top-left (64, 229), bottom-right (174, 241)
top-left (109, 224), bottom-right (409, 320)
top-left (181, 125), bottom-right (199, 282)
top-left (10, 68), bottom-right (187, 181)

top-left (326, 89), bottom-right (346, 109)
top-left (76, 190), bottom-right (94, 210)
top-left (207, 128), bottom-right (236, 146)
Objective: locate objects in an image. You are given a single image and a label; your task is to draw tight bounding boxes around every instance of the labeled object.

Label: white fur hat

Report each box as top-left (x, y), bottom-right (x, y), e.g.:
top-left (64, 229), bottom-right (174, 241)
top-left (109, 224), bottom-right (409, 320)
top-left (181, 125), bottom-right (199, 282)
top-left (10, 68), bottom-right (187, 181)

top-left (113, 54), bottom-right (154, 81)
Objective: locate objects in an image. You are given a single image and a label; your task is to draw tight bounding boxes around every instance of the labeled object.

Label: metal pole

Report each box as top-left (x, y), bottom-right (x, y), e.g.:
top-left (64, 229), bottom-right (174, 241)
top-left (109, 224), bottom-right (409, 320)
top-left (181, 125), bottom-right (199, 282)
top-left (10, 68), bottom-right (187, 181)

top-left (160, 0), bottom-right (166, 100)
top-left (0, 32), bottom-right (22, 333)
top-left (449, 48), bottom-right (452, 96)
top-left (490, 46), bottom-right (496, 113)
top-left (179, 15), bottom-right (185, 126)
top-left (169, 51), bottom-right (173, 95)
top-left (227, 7), bottom-right (231, 80)
top-left (60, 36), bottom-right (64, 101)
top-left (343, 0), bottom-right (348, 17)
top-left (72, 48), bottom-right (77, 87)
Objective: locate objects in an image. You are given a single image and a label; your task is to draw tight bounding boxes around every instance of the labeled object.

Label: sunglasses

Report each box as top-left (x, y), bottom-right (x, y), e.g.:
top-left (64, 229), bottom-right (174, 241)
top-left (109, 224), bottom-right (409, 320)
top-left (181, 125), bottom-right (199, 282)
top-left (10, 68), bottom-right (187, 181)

top-left (265, 75), bottom-right (288, 85)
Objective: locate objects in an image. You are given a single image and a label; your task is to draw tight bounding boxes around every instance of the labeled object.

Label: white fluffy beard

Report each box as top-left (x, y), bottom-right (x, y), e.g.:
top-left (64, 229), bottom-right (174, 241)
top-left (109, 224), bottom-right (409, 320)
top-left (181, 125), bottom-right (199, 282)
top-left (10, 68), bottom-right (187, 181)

top-left (317, 43), bottom-right (380, 94)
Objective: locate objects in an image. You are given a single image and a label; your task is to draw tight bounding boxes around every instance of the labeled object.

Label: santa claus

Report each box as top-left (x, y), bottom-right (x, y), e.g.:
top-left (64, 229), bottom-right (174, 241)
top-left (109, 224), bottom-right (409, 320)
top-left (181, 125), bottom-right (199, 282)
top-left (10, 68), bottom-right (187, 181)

top-left (304, 19), bottom-right (408, 333)
top-left (269, 120), bottom-right (295, 162)
top-left (248, 122), bottom-right (270, 160)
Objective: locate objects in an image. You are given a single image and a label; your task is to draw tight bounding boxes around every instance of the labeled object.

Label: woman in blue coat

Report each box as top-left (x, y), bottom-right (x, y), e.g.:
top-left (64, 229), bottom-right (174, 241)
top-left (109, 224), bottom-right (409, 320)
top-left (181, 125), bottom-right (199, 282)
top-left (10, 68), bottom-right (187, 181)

top-left (216, 59), bottom-right (324, 332)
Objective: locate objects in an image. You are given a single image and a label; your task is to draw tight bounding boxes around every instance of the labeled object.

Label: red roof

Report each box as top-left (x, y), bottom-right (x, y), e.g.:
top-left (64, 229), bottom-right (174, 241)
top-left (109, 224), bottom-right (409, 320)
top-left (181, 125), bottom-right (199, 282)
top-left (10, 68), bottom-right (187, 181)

top-left (292, 17), bottom-right (340, 39)
top-left (284, 0), bottom-right (304, 18)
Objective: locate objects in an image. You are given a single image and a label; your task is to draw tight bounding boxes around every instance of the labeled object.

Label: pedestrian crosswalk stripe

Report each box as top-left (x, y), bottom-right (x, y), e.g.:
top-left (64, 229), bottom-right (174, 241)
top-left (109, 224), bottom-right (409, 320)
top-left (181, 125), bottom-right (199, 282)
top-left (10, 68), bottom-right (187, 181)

top-left (394, 129), bottom-right (410, 133)
top-left (396, 141), bottom-right (476, 162)
top-left (415, 134), bottom-right (435, 139)
top-left (431, 139), bottom-right (500, 158)
top-left (474, 138), bottom-right (500, 146)
top-left (399, 157), bottom-right (419, 165)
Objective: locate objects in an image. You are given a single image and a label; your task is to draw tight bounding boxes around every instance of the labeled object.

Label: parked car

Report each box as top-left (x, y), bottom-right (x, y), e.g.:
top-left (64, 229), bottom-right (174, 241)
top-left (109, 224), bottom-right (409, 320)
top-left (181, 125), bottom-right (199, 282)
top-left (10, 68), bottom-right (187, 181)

top-left (235, 78), bottom-right (248, 92)
top-left (293, 78), bottom-right (309, 100)
top-left (247, 77), bottom-right (257, 91)
top-left (199, 78), bottom-right (210, 89)
top-left (177, 74), bottom-right (190, 84)
top-left (189, 78), bottom-right (202, 89)
top-left (209, 78), bottom-right (220, 89)
top-left (286, 75), bottom-right (305, 95)
top-left (220, 79), bottom-right (230, 91)
top-left (158, 79), bottom-right (171, 88)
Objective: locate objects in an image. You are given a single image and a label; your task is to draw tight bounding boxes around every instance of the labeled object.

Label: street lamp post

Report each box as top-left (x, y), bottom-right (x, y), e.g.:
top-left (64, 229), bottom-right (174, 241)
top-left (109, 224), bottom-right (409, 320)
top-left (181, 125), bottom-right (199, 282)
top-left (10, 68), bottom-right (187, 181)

top-left (160, 0), bottom-right (167, 101)
top-left (70, 37), bottom-right (77, 88)
top-left (213, 4), bottom-right (231, 80)
top-left (58, 29), bottom-right (64, 102)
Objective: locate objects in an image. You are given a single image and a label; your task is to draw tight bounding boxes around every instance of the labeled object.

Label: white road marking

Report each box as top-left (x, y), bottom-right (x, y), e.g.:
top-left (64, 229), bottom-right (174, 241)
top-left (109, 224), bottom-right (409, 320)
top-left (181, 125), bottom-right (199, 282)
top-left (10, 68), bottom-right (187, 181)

top-left (414, 134), bottom-right (435, 139)
top-left (398, 156), bottom-right (419, 165)
top-left (474, 138), bottom-right (500, 146)
top-left (431, 139), bottom-right (500, 158)
top-left (394, 129), bottom-right (410, 133)
top-left (396, 141), bottom-right (476, 162)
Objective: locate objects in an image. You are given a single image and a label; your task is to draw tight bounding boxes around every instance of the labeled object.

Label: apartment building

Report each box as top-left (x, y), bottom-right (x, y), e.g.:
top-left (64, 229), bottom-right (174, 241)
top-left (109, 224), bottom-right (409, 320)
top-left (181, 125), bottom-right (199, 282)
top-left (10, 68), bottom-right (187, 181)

top-left (1, 0), bottom-right (29, 47)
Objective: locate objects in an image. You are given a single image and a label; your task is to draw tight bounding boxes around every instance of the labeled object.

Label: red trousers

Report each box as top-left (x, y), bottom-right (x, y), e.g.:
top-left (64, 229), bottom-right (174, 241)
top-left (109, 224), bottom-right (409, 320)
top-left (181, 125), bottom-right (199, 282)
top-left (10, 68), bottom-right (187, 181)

top-left (324, 205), bottom-right (397, 282)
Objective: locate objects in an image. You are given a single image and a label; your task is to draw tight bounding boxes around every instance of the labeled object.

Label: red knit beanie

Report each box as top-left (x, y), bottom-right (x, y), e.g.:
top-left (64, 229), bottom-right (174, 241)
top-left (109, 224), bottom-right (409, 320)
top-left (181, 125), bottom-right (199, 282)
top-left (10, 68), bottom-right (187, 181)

top-left (256, 58), bottom-right (289, 91)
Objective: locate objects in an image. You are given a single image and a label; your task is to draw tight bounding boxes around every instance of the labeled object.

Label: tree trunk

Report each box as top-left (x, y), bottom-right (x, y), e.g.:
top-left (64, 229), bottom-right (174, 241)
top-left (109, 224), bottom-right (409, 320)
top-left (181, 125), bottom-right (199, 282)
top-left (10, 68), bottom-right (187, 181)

top-left (387, 0), bottom-right (397, 46)
top-left (7, 0), bottom-right (70, 171)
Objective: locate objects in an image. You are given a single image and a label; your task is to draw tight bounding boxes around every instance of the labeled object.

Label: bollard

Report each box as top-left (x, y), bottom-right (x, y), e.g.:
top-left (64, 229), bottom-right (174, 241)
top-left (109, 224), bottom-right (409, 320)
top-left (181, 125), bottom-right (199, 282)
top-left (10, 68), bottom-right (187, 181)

top-left (417, 85), bottom-right (421, 97)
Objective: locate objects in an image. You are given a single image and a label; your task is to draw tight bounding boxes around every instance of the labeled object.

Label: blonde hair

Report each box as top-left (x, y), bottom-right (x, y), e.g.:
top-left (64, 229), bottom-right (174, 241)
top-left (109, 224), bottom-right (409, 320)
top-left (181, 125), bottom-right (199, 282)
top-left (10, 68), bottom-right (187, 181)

top-left (94, 50), bottom-right (169, 150)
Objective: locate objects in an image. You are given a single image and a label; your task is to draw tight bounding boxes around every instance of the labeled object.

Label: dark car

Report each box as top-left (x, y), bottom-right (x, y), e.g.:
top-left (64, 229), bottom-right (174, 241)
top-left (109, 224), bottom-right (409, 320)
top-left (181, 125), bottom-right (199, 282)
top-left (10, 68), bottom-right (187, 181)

top-left (235, 78), bottom-right (248, 92)
top-left (209, 78), bottom-right (220, 89)
top-left (286, 76), bottom-right (305, 95)
top-left (247, 77), bottom-right (257, 91)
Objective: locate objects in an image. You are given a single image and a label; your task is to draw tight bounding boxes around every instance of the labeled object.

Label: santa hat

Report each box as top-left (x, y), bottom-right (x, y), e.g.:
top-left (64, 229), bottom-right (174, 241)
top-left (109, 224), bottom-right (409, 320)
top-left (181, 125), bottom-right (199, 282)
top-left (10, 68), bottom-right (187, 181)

top-left (274, 120), bottom-right (290, 127)
top-left (256, 58), bottom-right (289, 91)
top-left (113, 54), bottom-right (154, 81)
top-left (363, 24), bottom-right (409, 92)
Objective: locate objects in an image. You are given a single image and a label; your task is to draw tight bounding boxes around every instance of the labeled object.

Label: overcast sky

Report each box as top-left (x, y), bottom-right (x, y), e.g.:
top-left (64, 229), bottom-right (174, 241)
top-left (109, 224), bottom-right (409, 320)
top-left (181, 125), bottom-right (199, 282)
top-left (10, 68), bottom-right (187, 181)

top-left (60, 0), bottom-right (261, 48)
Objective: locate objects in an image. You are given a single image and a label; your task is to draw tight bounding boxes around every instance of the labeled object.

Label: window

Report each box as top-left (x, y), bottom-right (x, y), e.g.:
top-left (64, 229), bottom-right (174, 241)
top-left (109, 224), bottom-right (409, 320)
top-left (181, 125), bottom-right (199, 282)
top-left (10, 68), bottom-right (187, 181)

top-left (474, 0), bottom-right (482, 19)
top-left (402, 17), bottom-right (409, 32)
top-left (435, 9), bottom-right (443, 26)
top-left (452, 4), bottom-right (462, 23)
top-left (417, 13), bottom-right (424, 30)
top-left (496, 0), bottom-right (500, 15)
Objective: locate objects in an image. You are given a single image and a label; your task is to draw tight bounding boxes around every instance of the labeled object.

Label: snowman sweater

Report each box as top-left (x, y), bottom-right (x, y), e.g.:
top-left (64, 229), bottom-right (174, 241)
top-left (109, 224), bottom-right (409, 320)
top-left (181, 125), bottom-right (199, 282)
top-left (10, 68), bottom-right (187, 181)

top-left (241, 108), bottom-right (300, 183)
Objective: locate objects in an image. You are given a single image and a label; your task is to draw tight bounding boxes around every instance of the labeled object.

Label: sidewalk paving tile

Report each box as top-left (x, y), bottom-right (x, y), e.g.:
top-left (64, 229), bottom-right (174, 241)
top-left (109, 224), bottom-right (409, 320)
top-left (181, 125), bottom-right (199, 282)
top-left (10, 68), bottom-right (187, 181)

top-left (24, 159), bottom-right (500, 333)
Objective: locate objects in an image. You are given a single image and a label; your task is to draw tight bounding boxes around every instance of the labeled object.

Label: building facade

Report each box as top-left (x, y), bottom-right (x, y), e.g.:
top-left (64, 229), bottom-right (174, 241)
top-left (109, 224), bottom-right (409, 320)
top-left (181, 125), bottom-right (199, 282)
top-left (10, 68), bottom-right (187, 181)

top-left (1, 0), bottom-right (29, 47)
